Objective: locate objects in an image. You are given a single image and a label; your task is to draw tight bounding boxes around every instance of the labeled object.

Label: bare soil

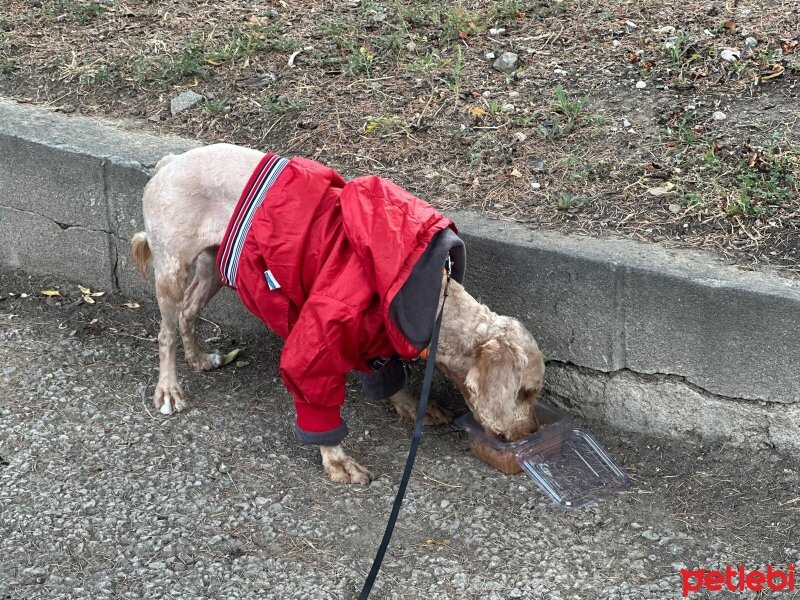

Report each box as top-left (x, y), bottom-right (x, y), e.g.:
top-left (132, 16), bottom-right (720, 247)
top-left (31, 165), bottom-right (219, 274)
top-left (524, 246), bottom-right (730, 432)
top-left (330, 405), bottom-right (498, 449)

top-left (0, 0), bottom-right (798, 271)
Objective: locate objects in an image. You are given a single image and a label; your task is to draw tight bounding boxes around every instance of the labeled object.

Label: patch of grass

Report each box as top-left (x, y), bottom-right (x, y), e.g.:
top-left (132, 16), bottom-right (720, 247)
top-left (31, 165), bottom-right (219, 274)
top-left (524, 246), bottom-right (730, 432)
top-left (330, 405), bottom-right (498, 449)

top-left (343, 44), bottom-right (376, 77)
top-left (39, 0), bottom-right (108, 24)
top-left (0, 60), bottom-right (15, 76)
top-left (57, 53), bottom-right (108, 84)
top-left (663, 34), bottom-right (701, 71)
top-left (552, 191), bottom-right (592, 211)
top-left (725, 196), bottom-right (766, 217)
top-left (259, 93), bottom-right (308, 115)
top-left (538, 85), bottom-right (603, 140)
top-left (666, 111), bottom-right (705, 147)
top-left (443, 7), bottom-right (481, 40)
top-left (203, 98), bottom-right (229, 114)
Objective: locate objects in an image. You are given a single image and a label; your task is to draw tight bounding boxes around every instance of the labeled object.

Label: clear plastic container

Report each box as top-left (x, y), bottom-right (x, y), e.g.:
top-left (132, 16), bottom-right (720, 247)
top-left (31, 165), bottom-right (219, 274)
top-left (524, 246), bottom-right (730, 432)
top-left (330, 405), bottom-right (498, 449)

top-left (456, 400), bottom-right (630, 510)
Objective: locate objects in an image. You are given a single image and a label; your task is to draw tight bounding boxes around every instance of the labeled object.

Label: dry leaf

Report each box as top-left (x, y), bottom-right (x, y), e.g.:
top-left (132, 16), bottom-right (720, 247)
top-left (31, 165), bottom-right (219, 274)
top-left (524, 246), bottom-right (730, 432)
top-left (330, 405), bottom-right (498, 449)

top-left (222, 348), bottom-right (242, 366)
top-left (647, 182), bottom-right (676, 196)
top-left (41, 290), bottom-right (61, 297)
top-left (722, 20), bottom-right (736, 30)
top-left (79, 285), bottom-right (91, 294)
top-left (90, 291), bottom-right (105, 297)
top-left (424, 538), bottom-right (452, 546)
top-left (760, 64), bottom-right (785, 81)
top-left (467, 106), bottom-right (487, 117)
top-left (89, 318), bottom-right (99, 325)
top-left (122, 302), bottom-right (140, 309)
top-left (83, 295), bottom-right (95, 304)
top-left (509, 168), bottom-right (522, 178)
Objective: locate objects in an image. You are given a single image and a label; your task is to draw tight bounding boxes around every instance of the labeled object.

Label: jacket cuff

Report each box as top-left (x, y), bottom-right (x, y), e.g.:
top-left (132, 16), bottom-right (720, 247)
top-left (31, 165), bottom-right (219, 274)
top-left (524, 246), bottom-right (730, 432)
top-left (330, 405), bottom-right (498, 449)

top-left (295, 420), bottom-right (349, 445)
top-left (294, 403), bottom-right (348, 445)
top-left (359, 358), bottom-right (406, 401)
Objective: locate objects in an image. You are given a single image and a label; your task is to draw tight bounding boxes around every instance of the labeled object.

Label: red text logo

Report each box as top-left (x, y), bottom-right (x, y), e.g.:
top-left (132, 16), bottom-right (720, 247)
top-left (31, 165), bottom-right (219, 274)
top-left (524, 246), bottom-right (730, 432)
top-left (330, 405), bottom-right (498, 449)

top-left (681, 565), bottom-right (796, 597)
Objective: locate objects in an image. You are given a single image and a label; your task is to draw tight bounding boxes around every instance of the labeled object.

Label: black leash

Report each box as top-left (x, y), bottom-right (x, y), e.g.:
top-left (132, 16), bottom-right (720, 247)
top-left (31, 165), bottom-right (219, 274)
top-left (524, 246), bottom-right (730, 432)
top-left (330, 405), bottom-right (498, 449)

top-left (359, 266), bottom-right (452, 599)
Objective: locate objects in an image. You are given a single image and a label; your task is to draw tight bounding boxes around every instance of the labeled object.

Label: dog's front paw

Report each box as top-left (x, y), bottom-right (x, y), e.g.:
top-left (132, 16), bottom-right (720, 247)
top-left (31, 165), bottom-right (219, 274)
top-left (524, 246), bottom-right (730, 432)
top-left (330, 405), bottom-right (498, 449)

top-left (320, 445), bottom-right (373, 485)
top-left (389, 390), bottom-right (453, 426)
top-left (154, 380), bottom-right (187, 415)
top-left (423, 402), bottom-right (454, 426)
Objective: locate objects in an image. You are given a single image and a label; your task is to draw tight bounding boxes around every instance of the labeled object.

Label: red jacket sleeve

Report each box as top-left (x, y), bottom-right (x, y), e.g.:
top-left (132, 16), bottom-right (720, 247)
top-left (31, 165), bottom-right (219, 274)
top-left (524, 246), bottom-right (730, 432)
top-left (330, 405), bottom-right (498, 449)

top-left (279, 293), bottom-right (362, 444)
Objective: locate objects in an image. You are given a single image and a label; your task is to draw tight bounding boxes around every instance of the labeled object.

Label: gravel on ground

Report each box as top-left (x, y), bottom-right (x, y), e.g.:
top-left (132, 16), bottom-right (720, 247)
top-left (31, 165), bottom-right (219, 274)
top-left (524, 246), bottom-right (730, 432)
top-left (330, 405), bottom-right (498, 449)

top-left (1, 269), bottom-right (799, 599)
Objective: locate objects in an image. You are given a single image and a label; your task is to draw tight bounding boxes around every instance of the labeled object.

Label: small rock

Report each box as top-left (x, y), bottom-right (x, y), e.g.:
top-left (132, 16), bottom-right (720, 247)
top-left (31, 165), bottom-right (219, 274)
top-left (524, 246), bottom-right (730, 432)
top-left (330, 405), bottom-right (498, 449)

top-left (744, 36), bottom-right (758, 49)
top-left (240, 73), bottom-right (278, 88)
top-left (147, 114), bottom-right (161, 123)
top-left (625, 20), bottom-right (637, 30)
top-left (485, 51), bottom-right (496, 60)
top-left (712, 111), bottom-right (726, 121)
top-left (59, 105), bottom-right (76, 114)
top-left (508, 90), bottom-right (519, 98)
top-left (513, 132), bottom-right (527, 143)
top-left (406, 41), bottom-right (416, 51)
top-left (612, 39), bottom-right (621, 47)
top-left (642, 529), bottom-right (661, 541)
top-left (493, 203), bottom-right (504, 209)
top-left (170, 91), bottom-right (204, 115)
top-left (501, 103), bottom-right (515, 113)
top-left (482, 90), bottom-right (492, 98)
top-left (553, 68), bottom-right (568, 76)
top-left (531, 182), bottom-right (541, 189)
top-left (623, 118), bottom-right (632, 127)
top-left (235, 360), bottom-right (251, 368)
top-left (489, 27), bottom-right (506, 36)
top-left (657, 25), bottom-right (676, 34)
top-left (493, 52), bottom-right (519, 74)
top-left (255, 496), bottom-right (269, 506)
top-left (668, 203), bottom-right (681, 214)
top-left (635, 81), bottom-right (647, 89)
top-left (720, 49), bottom-right (740, 62)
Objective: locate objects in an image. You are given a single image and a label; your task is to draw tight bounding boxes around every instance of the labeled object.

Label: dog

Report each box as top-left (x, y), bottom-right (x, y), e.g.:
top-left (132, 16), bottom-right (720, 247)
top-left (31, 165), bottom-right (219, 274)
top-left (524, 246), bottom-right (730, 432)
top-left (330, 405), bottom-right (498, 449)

top-left (131, 143), bottom-right (545, 484)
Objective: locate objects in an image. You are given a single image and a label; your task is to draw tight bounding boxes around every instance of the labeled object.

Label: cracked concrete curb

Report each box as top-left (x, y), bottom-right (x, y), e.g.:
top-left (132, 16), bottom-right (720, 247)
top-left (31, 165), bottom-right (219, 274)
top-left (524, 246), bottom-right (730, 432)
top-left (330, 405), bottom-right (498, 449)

top-left (1, 98), bottom-right (798, 451)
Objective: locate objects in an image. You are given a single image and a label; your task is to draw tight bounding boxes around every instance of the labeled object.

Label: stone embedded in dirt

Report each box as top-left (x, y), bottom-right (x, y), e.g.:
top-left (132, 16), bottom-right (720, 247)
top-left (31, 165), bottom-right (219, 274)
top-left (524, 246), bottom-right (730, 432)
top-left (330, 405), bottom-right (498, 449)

top-left (501, 103), bottom-right (515, 113)
top-left (488, 27), bottom-right (506, 36)
top-left (170, 91), bottom-right (204, 115)
top-left (531, 182), bottom-right (541, 189)
top-left (240, 73), bottom-right (278, 88)
top-left (720, 49), bottom-right (740, 62)
top-left (712, 111), bottom-right (726, 121)
top-left (147, 114), bottom-right (161, 122)
top-left (493, 52), bottom-right (519, 74)
top-left (485, 51), bottom-right (496, 59)
top-left (623, 118), bottom-right (632, 127)
top-left (636, 81), bottom-right (647, 89)
top-left (744, 37), bottom-right (758, 49)
top-left (668, 203), bottom-right (681, 214)
top-left (513, 132), bottom-right (527, 143)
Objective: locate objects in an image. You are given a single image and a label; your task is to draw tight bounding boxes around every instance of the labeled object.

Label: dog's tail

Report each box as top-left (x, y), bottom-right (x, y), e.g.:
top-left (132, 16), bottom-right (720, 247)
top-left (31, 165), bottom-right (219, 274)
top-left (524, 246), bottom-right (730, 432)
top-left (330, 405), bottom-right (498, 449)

top-left (131, 232), bottom-right (152, 279)
top-left (154, 154), bottom-right (176, 174)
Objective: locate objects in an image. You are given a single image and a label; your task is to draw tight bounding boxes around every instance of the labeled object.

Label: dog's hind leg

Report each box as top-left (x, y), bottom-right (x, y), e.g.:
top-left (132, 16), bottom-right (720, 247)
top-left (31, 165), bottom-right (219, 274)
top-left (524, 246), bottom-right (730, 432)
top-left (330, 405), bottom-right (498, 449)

top-left (180, 248), bottom-right (224, 371)
top-left (153, 266), bottom-right (190, 415)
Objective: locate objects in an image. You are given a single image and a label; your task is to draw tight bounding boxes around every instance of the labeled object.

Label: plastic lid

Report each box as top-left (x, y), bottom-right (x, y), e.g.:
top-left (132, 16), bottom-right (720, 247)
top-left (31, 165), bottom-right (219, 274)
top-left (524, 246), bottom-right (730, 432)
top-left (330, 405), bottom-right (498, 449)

top-left (515, 422), bottom-right (630, 510)
top-left (456, 400), bottom-right (630, 510)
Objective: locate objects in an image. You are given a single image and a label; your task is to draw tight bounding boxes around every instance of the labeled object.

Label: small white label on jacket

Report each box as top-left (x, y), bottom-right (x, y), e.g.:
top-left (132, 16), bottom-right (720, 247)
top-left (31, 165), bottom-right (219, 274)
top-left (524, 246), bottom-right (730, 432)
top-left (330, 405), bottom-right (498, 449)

top-left (264, 270), bottom-right (281, 290)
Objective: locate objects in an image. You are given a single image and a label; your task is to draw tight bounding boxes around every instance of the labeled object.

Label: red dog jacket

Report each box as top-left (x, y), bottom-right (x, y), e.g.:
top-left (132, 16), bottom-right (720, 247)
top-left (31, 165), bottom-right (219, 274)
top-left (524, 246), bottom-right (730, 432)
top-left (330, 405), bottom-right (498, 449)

top-left (217, 154), bottom-right (465, 444)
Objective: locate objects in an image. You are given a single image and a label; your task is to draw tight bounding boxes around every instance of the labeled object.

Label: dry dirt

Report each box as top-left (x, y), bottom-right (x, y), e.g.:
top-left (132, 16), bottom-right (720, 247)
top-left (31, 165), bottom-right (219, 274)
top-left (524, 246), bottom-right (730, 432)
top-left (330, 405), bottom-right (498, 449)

top-left (0, 0), bottom-right (798, 272)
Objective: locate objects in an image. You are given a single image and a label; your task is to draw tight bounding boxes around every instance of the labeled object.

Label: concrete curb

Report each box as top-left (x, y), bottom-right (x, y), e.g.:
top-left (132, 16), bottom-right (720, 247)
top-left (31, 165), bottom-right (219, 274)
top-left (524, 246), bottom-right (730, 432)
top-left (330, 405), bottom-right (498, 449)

top-left (2, 98), bottom-right (798, 450)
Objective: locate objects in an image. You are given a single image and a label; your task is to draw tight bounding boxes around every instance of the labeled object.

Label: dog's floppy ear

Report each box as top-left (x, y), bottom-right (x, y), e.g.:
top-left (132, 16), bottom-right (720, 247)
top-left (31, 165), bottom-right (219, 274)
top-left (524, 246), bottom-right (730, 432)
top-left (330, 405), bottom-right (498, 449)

top-left (465, 337), bottom-right (527, 400)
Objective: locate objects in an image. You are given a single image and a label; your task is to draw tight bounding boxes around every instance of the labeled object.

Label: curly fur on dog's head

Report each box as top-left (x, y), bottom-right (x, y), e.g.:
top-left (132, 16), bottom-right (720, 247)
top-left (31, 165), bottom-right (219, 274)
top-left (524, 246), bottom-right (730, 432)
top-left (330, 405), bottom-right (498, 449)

top-left (439, 282), bottom-right (545, 442)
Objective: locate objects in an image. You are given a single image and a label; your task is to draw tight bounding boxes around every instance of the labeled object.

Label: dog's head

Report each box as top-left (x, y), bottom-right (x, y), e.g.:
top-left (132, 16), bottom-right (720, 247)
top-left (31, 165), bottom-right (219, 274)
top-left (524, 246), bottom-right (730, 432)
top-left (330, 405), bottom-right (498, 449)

top-left (463, 317), bottom-right (545, 442)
